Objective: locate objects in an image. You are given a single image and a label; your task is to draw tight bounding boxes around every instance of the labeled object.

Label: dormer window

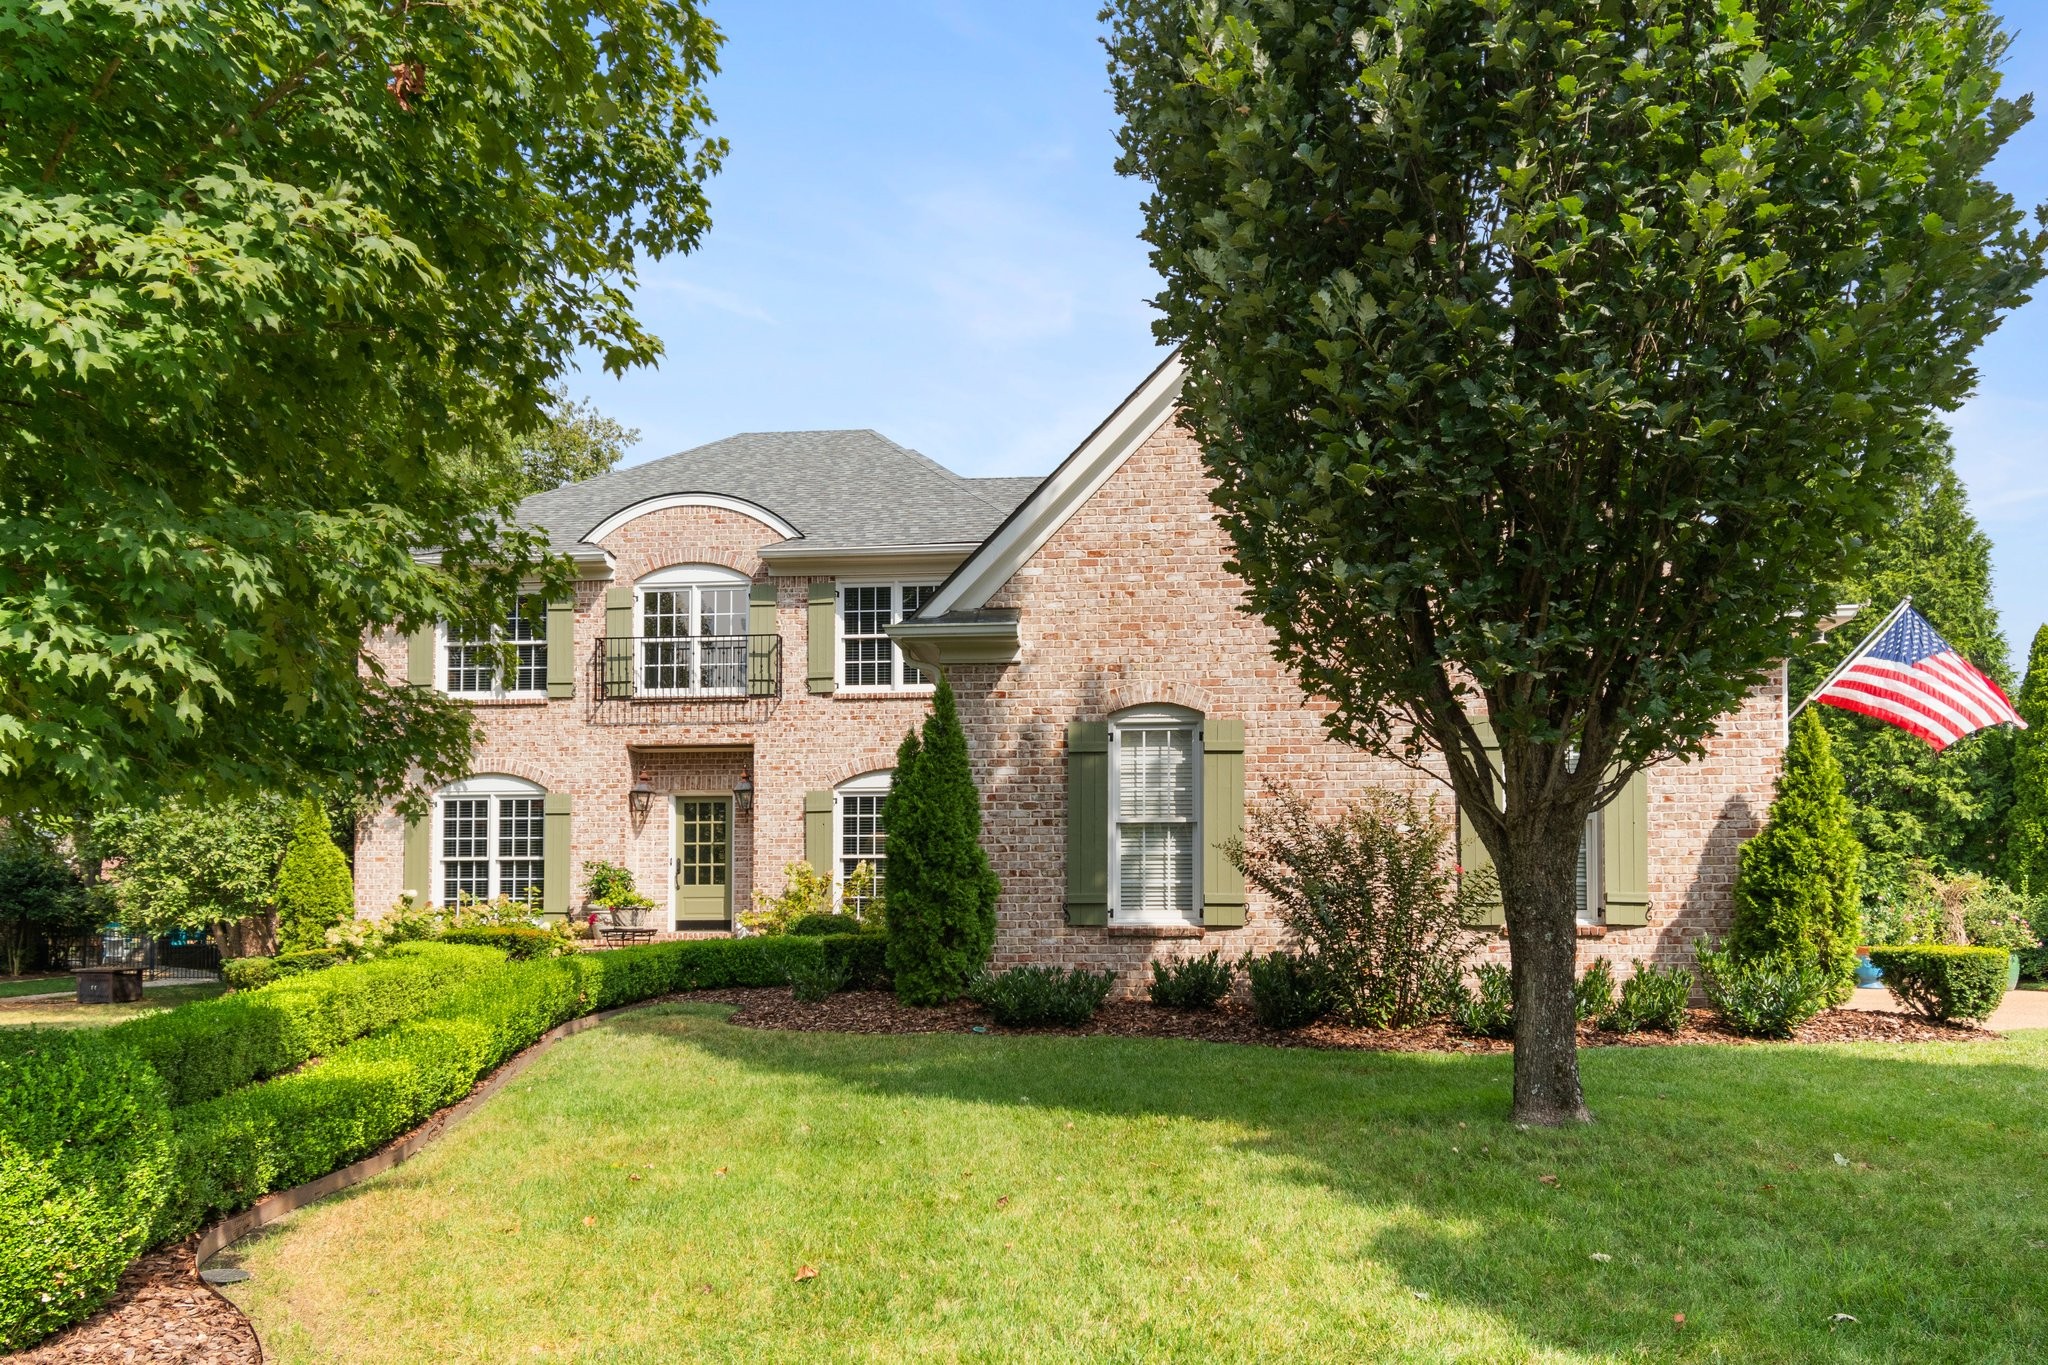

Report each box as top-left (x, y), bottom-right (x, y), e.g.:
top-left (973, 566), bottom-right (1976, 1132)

top-left (838, 581), bottom-right (938, 691)
top-left (442, 596), bottom-right (546, 698)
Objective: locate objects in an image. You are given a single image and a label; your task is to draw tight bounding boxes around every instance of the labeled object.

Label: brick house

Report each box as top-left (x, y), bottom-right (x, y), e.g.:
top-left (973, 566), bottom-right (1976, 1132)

top-left (356, 356), bottom-right (1792, 986)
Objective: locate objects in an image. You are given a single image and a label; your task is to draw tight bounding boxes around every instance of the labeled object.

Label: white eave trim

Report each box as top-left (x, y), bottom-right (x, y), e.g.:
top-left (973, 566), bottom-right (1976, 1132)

top-left (919, 351), bottom-right (1185, 617)
top-left (757, 541), bottom-right (979, 577)
top-left (584, 492), bottom-right (800, 544)
top-left (887, 613), bottom-right (1022, 667)
top-left (411, 544), bottom-right (615, 573)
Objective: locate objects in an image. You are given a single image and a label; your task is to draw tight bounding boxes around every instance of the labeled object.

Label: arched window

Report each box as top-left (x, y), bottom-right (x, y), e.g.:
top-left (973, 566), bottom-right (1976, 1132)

top-left (436, 775), bottom-right (546, 907)
top-left (835, 770), bottom-right (892, 914)
top-left (1109, 705), bottom-right (1202, 922)
top-left (637, 565), bottom-right (750, 696)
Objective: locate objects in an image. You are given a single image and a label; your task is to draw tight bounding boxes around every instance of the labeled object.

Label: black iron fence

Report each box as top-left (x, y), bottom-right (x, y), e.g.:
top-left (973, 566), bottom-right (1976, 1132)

top-left (587, 634), bottom-right (782, 724)
top-left (53, 928), bottom-right (223, 981)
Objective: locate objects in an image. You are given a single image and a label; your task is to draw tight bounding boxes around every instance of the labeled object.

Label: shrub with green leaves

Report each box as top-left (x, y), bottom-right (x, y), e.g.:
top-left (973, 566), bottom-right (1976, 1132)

top-left (788, 913), bottom-right (862, 937)
top-left (884, 677), bottom-right (1000, 1005)
top-left (1245, 950), bottom-right (1327, 1030)
top-left (1697, 942), bottom-right (1830, 1038)
top-left (221, 947), bottom-right (345, 992)
top-left (1868, 945), bottom-right (2010, 1023)
top-left (786, 956), bottom-right (850, 1004)
top-left (1574, 959), bottom-right (1616, 1023)
top-left (275, 801), bottom-right (355, 953)
top-left (439, 926), bottom-right (568, 960)
top-left (1147, 951), bottom-right (1236, 1010)
top-left (0, 1031), bottom-right (173, 1350)
top-left (1600, 963), bottom-right (1693, 1035)
top-left (1454, 964), bottom-right (1516, 1040)
top-left (969, 966), bottom-right (1115, 1028)
top-left (1729, 711), bottom-right (1863, 1005)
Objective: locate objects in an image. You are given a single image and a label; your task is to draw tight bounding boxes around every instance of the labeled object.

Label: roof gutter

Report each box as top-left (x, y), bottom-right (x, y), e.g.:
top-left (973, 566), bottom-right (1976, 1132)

top-left (887, 610), bottom-right (1021, 668)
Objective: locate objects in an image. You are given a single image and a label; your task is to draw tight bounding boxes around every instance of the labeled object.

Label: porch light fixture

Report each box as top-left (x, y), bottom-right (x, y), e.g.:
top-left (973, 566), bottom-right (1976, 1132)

top-left (732, 772), bottom-right (754, 814)
top-left (628, 770), bottom-right (656, 818)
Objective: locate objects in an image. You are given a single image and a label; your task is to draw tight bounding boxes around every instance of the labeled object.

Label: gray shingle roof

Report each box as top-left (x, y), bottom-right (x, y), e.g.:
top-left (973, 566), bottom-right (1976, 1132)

top-left (514, 430), bottom-right (1032, 555)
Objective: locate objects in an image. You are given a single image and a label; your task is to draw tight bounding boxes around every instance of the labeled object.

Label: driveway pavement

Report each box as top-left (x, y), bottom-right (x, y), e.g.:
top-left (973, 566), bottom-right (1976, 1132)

top-left (1841, 982), bottom-right (2048, 1031)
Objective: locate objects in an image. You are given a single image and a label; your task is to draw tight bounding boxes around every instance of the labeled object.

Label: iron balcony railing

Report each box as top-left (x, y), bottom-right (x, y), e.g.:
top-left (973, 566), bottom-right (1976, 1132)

top-left (589, 634), bottom-right (782, 703)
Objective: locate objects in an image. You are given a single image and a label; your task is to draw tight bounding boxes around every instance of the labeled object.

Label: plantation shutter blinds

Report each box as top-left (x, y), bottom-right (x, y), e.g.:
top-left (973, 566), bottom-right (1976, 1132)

top-left (1457, 722), bottom-right (1506, 927)
top-left (803, 790), bottom-right (834, 872)
top-left (1200, 719), bottom-right (1246, 927)
top-left (603, 588), bottom-right (635, 697)
top-left (1116, 725), bottom-right (1196, 919)
top-left (1600, 770), bottom-right (1651, 926)
top-left (542, 793), bottom-right (572, 915)
top-left (406, 626), bottom-right (436, 688)
top-left (1064, 723), bottom-right (1110, 925)
top-left (748, 581), bottom-right (778, 696)
top-left (545, 599), bottom-right (575, 699)
top-left (402, 812), bottom-right (431, 904)
top-left (806, 580), bottom-right (837, 694)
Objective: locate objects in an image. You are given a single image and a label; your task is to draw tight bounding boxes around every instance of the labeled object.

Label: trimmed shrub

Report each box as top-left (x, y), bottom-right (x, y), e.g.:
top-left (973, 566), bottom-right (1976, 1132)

top-left (1728, 710), bottom-right (1863, 1005)
top-left (820, 933), bottom-right (890, 990)
top-left (2018, 945), bottom-right (2048, 985)
top-left (440, 926), bottom-right (563, 960)
top-left (1868, 945), bottom-right (2010, 1023)
top-left (1454, 964), bottom-right (1516, 1039)
top-left (1697, 942), bottom-right (1830, 1038)
top-left (787, 956), bottom-right (849, 1003)
top-left (109, 943), bottom-right (503, 1107)
top-left (1574, 959), bottom-right (1616, 1023)
top-left (1600, 963), bottom-right (1692, 1034)
top-left (275, 800), bottom-right (354, 953)
top-left (1245, 950), bottom-right (1326, 1029)
top-left (883, 677), bottom-right (1000, 1005)
top-left (1231, 789), bottom-right (1474, 1028)
top-left (788, 913), bottom-right (861, 937)
top-left (1147, 951), bottom-right (1235, 1010)
top-left (221, 947), bottom-right (343, 991)
top-left (969, 966), bottom-right (1115, 1027)
top-left (0, 1031), bottom-right (173, 1350)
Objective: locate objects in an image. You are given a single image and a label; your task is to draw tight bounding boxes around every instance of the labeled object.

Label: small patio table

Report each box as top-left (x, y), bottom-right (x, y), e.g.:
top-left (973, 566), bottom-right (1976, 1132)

top-left (75, 966), bottom-right (145, 1004)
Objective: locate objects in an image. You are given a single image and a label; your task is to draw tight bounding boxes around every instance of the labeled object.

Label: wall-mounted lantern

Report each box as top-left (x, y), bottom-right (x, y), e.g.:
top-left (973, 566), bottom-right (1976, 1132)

top-left (732, 772), bottom-right (754, 814)
top-left (628, 770), bottom-right (656, 818)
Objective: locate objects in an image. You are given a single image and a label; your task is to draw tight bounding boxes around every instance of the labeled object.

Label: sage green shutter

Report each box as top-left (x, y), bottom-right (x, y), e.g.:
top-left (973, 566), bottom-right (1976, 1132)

top-left (1457, 723), bottom-right (1506, 927)
top-left (545, 599), bottom-right (575, 699)
top-left (1065, 722), bottom-right (1110, 926)
top-left (403, 812), bottom-right (431, 904)
top-left (1601, 769), bottom-right (1651, 927)
top-left (804, 790), bottom-right (834, 872)
top-left (542, 793), bottom-right (572, 915)
top-left (748, 581), bottom-right (778, 697)
top-left (604, 587), bottom-right (635, 697)
top-left (806, 580), bottom-right (837, 694)
top-left (407, 627), bottom-right (436, 688)
top-left (1200, 718), bottom-right (1246, 927)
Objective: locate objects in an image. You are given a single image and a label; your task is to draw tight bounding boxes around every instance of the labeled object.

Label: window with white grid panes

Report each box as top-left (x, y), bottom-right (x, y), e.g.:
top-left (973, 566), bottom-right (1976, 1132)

top-left (1111, 716), bottom-right (1199, 922)
top-left (442, 597), bottom-right (546, 697)
top-left (839, 790), bottom-right (887, 912)
top-left (839, 583), bottom-right (940, 690)
top-left (639, 569), bottom-right (749, 695)
top-left (438, 790), bottom-right (545, 907)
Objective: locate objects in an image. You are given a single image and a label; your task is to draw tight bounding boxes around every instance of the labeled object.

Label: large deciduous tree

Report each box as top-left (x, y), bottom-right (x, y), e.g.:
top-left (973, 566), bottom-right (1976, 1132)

top-left (1106, 0), bottom-right (2045, 1121)
top-left (1, 1), bottom-right (723, 818)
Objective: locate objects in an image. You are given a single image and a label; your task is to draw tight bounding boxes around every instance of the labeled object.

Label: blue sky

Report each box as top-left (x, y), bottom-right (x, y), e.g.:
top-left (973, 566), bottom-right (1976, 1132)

top-left (571, 1), bottom-right (2048, 669)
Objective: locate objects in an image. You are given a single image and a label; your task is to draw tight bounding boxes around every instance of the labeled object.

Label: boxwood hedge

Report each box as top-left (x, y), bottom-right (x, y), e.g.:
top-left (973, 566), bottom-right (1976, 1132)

top-left (1867, 945), bottom-right (2010, 1023)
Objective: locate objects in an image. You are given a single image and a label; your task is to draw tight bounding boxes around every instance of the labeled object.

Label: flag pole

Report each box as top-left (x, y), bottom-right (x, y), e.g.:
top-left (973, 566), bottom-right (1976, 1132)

top-left (1790, 596), bottom-right (1913, 722)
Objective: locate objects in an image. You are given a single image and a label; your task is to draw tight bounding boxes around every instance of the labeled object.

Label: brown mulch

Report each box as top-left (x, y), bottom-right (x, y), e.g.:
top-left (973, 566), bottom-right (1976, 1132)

top-left (690, 988), bottom-right (1992, 1051)
top-left (14, 1245), bottom-right (259, 1365)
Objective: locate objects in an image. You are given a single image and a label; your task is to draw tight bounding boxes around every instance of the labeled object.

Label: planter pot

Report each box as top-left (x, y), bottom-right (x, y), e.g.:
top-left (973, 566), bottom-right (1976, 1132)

top-left (2007, 953), bottom-right (2022, 993)
top-left (1854, 955), bottom-right (1884, 990)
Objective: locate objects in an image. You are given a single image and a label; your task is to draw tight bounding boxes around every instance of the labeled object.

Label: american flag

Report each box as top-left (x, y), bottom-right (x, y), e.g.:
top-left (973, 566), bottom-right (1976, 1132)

top-left (1809, 601), bottom-right (2026, 751)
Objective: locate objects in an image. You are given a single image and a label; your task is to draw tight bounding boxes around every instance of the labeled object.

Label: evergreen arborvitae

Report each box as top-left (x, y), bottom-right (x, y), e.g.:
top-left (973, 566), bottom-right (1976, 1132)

top-left (275, 800), bottom-right (355, 952)
top-left (881, 674), bottom-right (999, 1005)
top-left (1730, 709), bottom-right (1864, 1003)
top-left (2008, 625), bottom-right (2048, 896)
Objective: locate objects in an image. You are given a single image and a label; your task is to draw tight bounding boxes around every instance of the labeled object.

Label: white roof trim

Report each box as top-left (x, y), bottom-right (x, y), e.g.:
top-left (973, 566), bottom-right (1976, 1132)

top-left (919, 352), bottom-right (1186, 617)
top-left (585, 492), bottom-right (800, 544)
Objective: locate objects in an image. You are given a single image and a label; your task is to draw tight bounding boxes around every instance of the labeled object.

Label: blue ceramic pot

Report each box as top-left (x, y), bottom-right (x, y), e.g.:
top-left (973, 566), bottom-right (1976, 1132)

top-left (1855, 957), bottom-right (1883, 989)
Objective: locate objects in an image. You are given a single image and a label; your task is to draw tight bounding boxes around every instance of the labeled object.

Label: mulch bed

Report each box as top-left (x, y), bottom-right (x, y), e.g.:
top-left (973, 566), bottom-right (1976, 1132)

top-left (16, 1245), bottom-right (259, 1365)
top-left (693, 988), bottom-right (1992, 1051)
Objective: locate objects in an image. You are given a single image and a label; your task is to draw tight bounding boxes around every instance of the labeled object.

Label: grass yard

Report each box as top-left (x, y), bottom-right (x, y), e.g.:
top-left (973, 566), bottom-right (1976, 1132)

top-left (221, 1004), bottom-right (2048, 1364)
top-left (0, 974), bottom-right (73, 1000)
top-left (0, 980), bottom-right (225, 1027)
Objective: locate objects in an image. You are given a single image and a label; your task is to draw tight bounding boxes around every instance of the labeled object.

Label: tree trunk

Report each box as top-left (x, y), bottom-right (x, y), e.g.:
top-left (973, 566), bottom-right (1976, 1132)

top-left (1501, 820), bottom-right (1591, 1125)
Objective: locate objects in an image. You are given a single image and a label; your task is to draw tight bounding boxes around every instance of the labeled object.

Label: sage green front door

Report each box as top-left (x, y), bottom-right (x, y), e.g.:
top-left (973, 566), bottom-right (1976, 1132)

top-left (674, 798), bottom-right (731, 927)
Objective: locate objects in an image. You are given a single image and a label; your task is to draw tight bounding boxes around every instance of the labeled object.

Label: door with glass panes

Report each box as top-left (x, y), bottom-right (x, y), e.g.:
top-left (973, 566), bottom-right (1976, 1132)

top-left (673, 797), bottom-right (731, 926)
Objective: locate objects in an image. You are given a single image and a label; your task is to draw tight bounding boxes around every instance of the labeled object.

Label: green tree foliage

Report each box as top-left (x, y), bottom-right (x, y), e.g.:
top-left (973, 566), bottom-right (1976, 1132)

top-left (0, 823), bottom-right (96, 974)
top-left (882, 676), bottom-right (1000, 1006)
top-left (1, 1), bottom-right (724, 819)
top-left (275, 801), bottom-right (356, 953)
top-left (90, 796), bottom-right (293, 935)
top-left (1730, 711), bottom-right (1863, 1003)
top-left (454, 384), bottom-right (642, 503)
top-left (1794, 450), bottom-right (2014, 899)
top-left (1105, 0), bottom-right (2045, 1121)
top-left (2009, 626), bottom-right (2048, 895)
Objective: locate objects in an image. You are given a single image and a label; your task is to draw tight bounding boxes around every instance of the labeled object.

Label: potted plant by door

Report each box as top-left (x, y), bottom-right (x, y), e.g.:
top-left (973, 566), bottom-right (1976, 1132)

top-left (583, 861), bottom-right (655, 933)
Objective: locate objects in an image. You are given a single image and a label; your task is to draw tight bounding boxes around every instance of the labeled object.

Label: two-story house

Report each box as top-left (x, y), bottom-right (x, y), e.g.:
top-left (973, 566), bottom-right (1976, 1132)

top-left (356, 356), bottom-right (1790, 985)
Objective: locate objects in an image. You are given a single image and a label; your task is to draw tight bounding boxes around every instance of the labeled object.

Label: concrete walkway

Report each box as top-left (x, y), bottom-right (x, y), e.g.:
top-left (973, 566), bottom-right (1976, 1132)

top-left (1841, 982), bottom-right (2048, 1032)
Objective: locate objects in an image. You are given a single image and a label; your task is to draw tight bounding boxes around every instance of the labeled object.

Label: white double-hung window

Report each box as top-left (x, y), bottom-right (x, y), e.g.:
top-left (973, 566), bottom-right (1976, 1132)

top-left (442, 596), bottom-right (546, 697)
top-left (835, 771), bottom-right (892, 914)
top-left (436, 775), bottom-right (546, 907)
top-left (839, 582), bottom-right (938, 690)
top-left (638, 565), bottom-right (749, 696)
top-left (1110, 707), bottom-right (1201, 922)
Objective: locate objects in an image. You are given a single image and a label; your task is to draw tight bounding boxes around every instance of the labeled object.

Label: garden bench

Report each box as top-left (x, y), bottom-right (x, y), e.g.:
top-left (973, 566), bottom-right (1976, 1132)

top-left (598, 926), bottom-right (657, 946)
top-left (75, 966), bottom-right (145, 1004)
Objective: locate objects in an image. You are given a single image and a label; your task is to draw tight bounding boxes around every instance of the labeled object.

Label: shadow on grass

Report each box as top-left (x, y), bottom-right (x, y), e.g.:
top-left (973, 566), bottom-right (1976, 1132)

top-left (613, 1004), bottom-right (2048, 1363)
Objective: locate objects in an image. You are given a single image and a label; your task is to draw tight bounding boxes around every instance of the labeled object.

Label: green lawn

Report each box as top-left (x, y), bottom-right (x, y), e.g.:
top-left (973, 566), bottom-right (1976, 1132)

top-left (221, 1004), bottom-right (2048, 1363)
top-left (0, 980), bottom-right (225, 1026)
top-left (0, 975), bottom-right (73, 1000)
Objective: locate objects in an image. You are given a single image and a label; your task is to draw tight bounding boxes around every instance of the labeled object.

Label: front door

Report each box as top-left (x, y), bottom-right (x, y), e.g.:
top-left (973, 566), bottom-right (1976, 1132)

top-left (674, 797), bottom-right (732, 927)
